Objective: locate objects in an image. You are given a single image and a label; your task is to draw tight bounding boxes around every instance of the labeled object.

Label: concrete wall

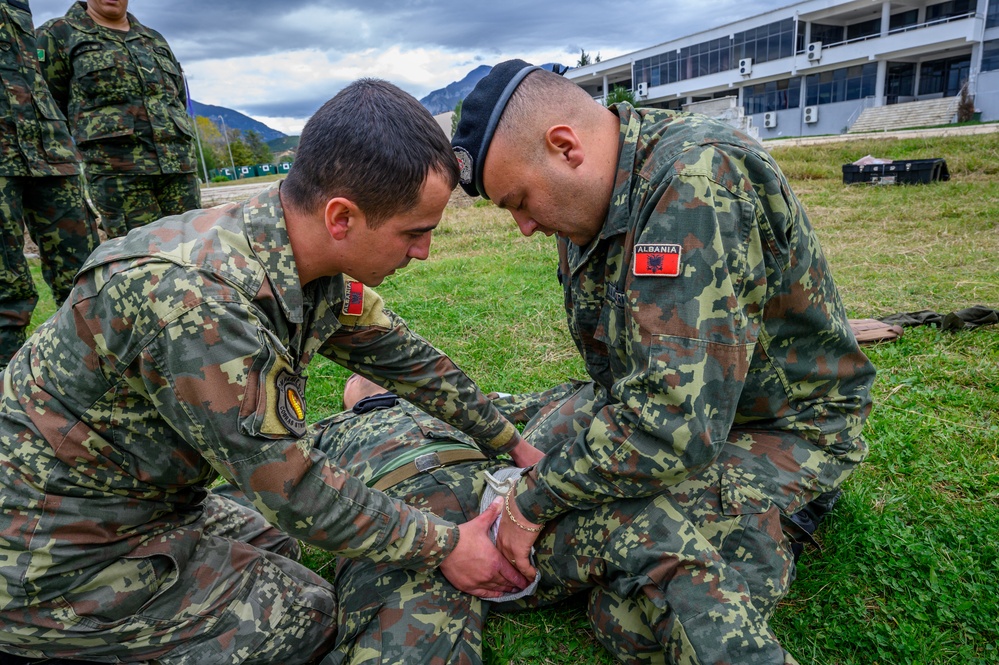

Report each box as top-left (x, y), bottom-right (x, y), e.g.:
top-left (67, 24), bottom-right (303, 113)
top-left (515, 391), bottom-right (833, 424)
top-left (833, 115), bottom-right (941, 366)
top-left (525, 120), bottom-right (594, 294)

top-left (751, 99), bottom-right (867, 140)
top-left (976, 71), bottom-right (999, 122)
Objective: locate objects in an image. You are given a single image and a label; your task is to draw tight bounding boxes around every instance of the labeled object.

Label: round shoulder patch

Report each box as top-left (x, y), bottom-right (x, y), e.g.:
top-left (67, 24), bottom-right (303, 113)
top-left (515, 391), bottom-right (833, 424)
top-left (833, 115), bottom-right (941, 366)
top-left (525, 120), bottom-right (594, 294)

top-left (453, 146), bottom-right (473, 186)
top-left (276, 369), bottom-right (307, 437)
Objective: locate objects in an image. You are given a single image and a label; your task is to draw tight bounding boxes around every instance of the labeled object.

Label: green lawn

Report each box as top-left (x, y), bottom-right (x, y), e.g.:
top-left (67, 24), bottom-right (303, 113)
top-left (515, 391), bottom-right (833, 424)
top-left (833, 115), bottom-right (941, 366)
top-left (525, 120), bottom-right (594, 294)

top-left (26, 131), bottom-right (999, 664)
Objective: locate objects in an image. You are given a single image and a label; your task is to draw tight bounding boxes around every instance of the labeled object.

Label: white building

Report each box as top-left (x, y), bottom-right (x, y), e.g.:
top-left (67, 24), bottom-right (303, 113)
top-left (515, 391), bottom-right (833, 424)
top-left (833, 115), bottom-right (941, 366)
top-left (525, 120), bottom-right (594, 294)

top-left (567, 0), bottom-right (999, 137)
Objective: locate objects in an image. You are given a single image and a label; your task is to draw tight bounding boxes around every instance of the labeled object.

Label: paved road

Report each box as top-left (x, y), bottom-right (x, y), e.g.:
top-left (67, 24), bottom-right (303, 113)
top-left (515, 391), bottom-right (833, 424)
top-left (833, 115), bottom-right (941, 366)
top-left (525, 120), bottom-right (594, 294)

top-left (200, 180), bottom-right (276, 207)
top-left (764, 122), bottom-right (999, 147)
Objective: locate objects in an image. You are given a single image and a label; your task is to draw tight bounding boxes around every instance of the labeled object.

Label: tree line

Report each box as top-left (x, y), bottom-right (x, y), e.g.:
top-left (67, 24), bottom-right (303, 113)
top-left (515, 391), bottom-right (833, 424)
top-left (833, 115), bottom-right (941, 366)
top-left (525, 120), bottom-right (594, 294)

top-left (193, 116), bottom-right (291, 176)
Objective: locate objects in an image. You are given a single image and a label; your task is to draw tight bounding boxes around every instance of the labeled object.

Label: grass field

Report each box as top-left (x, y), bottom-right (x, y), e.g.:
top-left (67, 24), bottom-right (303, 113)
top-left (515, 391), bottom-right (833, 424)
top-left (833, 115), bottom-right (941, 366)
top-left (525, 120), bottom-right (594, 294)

top-left (26, 131), bottom-right (999, 664)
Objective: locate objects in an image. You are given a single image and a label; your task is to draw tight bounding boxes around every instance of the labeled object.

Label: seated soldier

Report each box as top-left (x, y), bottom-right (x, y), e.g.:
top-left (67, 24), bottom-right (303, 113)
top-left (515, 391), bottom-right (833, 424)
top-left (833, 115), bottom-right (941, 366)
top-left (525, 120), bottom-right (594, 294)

top-left (323, 375), bottom-right (808, 665)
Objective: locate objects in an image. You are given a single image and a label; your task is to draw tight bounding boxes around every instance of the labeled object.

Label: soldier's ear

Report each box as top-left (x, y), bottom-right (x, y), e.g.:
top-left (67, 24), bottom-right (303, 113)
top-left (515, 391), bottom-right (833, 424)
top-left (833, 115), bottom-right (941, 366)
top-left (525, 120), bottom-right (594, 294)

top-left (323, 197), bottom-right (362, 241)
top-left (544, 125), bottom-right (584, 168)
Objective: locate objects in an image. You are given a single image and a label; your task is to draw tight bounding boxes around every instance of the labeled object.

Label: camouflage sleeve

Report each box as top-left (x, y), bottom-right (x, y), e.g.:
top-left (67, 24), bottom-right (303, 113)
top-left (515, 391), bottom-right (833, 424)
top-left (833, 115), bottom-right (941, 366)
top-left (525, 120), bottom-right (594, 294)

top-left (319, 283), bottom-right (520, 456)
top-left (518, 146), bottom-right (773, 522)
top-left (34, 22), bottom-right (70, 117)
top-left (122, 267), bottom-right (458, 570)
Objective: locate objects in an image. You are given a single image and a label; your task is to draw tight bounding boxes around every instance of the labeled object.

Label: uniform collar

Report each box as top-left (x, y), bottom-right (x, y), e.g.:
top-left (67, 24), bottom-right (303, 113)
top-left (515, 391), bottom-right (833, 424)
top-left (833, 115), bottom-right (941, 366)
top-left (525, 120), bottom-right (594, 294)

top-left (243, 182), bottom-right (326, 325)
top-left (67, 1), bottom-right (148, 38)
top-left (560, 103), bottom-right (640, 271)
top-left (600, 102), bottom-right (641, 240)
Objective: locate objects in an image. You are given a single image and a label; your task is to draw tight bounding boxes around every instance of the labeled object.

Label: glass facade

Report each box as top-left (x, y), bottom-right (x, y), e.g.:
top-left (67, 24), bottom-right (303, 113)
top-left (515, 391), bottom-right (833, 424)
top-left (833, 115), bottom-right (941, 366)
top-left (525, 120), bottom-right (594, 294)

top-left (889, 9), bottom-right (920, 32)
top-left (988, 0), bottom-right (999, 28)
top-left (919, 56), bottom-right (971, 96)
top-left (805, 63), bottom-right (878, 105)
top-left (983, 40), bottom-right (999, 72)
top-left (743, 77), bottom-right (802, 114)
top-left (734, 18), bottom-right (796, 64)
top-left (633, 17), bottom-right (797, 88)
top-left (925, 0), bottom-right (975, 22)
top-left (885, 62), bottom-right (917, 102)
top-left (810, 23), bottom-right (845, 46)
top-left (633, 50), bottom-right (681, 87)
top-left (682, 37), bottom-right (734, 79)
top-left (847, 17), bottom-right (882, 41)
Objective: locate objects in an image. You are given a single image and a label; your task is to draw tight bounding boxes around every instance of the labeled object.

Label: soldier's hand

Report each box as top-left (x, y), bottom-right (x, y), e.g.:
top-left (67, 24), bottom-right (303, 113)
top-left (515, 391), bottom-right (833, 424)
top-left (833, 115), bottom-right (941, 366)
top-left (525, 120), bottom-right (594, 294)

top-left (496, 488), bottom-right (543, 581)
top-left (439, 498), bottom-right (529, 598)
top-left (508, 434), bottom-right (544, 468)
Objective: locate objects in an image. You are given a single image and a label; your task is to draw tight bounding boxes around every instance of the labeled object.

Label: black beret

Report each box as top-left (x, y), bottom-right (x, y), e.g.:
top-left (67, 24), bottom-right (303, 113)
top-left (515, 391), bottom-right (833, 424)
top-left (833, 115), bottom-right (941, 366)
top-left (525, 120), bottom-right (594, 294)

top-left (451, 59), bottom-right (541, 199)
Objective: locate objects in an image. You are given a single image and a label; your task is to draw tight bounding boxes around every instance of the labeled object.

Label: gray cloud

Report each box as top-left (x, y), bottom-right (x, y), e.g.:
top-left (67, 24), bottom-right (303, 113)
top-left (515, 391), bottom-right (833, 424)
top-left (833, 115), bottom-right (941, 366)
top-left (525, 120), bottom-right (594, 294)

top-left (28, 0), bottom-right (775, 128)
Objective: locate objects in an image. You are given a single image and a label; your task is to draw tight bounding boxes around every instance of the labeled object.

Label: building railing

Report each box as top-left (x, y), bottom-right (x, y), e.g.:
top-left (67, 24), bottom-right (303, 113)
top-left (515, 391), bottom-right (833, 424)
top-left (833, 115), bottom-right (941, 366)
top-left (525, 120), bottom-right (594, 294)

top-left (845, 96), bottom-right (876, 130)
top-left (797, 11), bottom-right (978, 53)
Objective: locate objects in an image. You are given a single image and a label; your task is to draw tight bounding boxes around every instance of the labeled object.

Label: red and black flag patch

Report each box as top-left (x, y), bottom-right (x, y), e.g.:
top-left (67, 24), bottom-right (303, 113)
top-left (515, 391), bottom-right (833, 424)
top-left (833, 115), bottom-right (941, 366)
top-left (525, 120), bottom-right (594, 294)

top-left (633, 244), bottom-right (682, 277)
top-left (342, 280), bottom-right (364, 316)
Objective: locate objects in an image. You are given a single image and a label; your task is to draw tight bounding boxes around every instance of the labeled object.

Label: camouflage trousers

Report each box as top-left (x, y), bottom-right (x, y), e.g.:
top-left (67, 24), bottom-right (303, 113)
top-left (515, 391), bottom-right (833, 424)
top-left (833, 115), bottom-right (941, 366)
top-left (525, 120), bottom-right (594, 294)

top-left (0, 486), bottom-right (339, 665)
top-left (0, 174), bottom-right (99, 368)
top-left (319, 391), bottom-right (819, 665)
top-left (495, 381), bottom-right (862, 665)
top-left (88, 171), bottom-right (201, 238)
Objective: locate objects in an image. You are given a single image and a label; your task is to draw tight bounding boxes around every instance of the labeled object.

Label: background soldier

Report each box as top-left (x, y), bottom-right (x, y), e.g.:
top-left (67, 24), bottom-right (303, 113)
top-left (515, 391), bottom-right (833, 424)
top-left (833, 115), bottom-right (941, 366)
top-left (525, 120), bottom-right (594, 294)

top-left (452, 60), bottom-right (877, 662)
top-left (0, 0), bottom-right (99, 369)
top-left (36, 0), bottom-right (201, 238)
top-left (0, 79), bottom-right (536, 664)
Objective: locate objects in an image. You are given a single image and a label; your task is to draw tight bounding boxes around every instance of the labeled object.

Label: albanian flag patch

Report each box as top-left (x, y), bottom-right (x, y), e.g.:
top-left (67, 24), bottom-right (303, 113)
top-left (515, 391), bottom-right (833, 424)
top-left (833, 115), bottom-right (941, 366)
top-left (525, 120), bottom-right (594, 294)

top-left (343, 280), bottom-right (364, 316)
top-left (633, 244), bottom-right (682, 277)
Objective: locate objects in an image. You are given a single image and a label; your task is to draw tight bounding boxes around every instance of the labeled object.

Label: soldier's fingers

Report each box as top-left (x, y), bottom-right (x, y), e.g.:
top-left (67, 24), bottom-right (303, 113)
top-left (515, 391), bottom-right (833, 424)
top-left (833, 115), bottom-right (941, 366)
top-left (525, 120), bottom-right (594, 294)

top-left (496, 556), bottom-right (529, 588)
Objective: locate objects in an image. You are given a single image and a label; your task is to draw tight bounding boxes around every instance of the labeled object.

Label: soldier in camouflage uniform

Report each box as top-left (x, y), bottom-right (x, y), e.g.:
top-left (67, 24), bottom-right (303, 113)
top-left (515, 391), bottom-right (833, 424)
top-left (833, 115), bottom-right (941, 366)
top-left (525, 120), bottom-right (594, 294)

top-left (451, 61), bottom-right (877, 663)
top-left (0, 79), bottom-right (536, 664)
top-left (36, 0), bottom-right (201, 238)
top-left (301, 374), bottom-right (790, 664)
top-left (0, 0), bottom-right (99, 369)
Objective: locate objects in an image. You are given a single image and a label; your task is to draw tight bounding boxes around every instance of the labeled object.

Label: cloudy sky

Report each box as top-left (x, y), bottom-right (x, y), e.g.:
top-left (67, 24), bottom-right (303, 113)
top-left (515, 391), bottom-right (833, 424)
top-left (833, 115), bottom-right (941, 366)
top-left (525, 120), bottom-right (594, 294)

top-left (30, 0), bottom-right (774, 135)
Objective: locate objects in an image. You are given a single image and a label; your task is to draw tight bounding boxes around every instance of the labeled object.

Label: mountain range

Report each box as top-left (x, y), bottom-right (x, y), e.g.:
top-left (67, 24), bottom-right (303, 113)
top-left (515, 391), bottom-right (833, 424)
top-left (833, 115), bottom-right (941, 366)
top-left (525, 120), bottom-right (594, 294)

top-left (190, 100), bottom-right (286, 143)
top-left (418, 63), bottom-right (567, 115)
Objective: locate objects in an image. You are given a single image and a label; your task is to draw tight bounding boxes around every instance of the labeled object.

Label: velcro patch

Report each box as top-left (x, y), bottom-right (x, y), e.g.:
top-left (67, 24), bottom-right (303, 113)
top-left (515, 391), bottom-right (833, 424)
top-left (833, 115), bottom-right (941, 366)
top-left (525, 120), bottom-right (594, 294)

top-left (633, 244), bottom-right (682, 277)
top-left (276, 370), bottom-right (307, 437)
top-left (342, 280), bottom-right (364, 316)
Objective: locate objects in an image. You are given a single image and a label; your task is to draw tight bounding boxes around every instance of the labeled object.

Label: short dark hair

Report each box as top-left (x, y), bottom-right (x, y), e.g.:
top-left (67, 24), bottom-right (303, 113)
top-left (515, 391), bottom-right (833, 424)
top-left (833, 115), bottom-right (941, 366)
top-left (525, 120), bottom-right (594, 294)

top-left (282, 79), bottom-right (459, 226)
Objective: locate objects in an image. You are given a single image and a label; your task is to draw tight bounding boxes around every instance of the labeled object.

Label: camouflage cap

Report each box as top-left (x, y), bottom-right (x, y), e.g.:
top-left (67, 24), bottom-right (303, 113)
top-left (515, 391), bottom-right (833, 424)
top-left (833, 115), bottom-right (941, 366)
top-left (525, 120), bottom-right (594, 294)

top-left (451, 59), bottom-right (540, 199)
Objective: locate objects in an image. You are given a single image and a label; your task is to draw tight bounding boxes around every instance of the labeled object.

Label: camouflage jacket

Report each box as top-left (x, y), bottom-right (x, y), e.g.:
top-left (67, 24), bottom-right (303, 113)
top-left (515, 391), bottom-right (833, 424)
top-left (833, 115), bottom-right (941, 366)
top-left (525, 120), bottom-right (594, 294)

top-left (0, 0), bottom-right (80, 177)
top-left (0, 184), bottom-right (519, 610)
top-left (35, 1), bottom-right (196, 175)
top-left (516, 103), bottom-right (875, 523)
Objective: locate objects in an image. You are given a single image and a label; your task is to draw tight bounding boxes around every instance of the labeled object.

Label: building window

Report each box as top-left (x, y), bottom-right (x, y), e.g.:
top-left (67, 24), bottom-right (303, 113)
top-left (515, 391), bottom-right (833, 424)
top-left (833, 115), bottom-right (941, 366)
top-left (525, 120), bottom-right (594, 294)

top-left (983, 40), bottom-right (999, 71)
top-left (847, 17), bottom-right (882, 41)
top-left (889, 9), bottom-right (920, 32)
top-left (743, 77), bottom-right (802, 114)
top-left (680, 36), bottom-right (733, 79)
top-left (734, 18), bottom-right (796, 65)
top-left (805, 63), bottom-right (878, 105)
top-left (988, 1), bottom-right (999, 28)
top-left (634, 50), bottom-right (681, 88)
top-left (919, 56), bottom-right (971, 96)
top-left (886, 62), bottom-right (917, 102)
top-left (926, 0), bottom-right (974, 22)
top-left (810, 23), bottom-right (845, 47)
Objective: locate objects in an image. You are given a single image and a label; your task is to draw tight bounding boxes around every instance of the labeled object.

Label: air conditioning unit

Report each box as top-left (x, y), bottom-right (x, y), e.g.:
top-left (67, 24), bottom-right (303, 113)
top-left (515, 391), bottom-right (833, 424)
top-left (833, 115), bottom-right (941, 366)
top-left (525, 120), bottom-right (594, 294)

top-left (804, 105), bottom-right (819, 123)
top-left (807, 41), bottom-right (823, 62)
top-left (764, 112), bottom-right (777, 128)
top-left (636, 82), bottom-right (649, 98)
top-left (738, 58), bottom-right (753, 76)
